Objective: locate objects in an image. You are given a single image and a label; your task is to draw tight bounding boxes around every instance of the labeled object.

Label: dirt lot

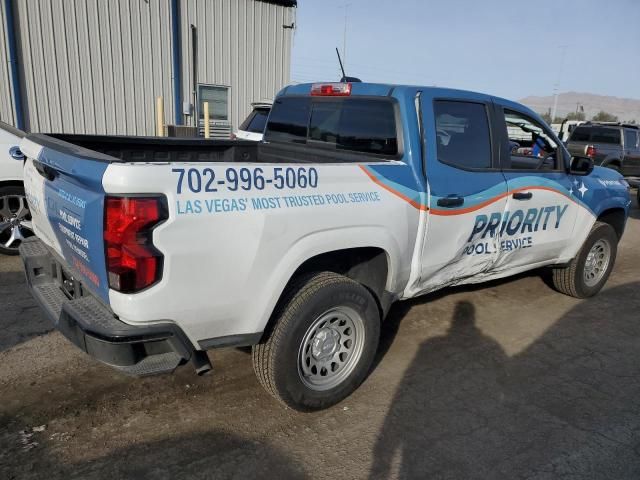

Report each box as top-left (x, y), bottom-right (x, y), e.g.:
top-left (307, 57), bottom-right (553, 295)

top-left (1, 196), bottom-right (639, 480)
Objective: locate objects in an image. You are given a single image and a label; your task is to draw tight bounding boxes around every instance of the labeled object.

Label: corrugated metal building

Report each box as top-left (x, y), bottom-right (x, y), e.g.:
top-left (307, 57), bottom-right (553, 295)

top-left (0, 0), bottom-right (296, 136)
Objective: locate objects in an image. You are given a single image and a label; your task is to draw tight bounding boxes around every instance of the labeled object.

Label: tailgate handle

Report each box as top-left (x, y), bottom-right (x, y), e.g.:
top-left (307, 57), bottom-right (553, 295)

top-left (436, 196), bottom-right (464, 208)
top-left (33, 160), bottom-right (58, 181)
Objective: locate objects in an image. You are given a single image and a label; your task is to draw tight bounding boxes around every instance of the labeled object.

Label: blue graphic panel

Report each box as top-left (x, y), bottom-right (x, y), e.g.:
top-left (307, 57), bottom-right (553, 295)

top-left (38, 146), bottom-right (110, 302)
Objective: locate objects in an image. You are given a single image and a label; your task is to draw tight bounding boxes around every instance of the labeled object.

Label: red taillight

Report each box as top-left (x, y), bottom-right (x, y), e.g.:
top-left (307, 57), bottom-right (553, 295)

top-left (310, 82), bottom-right (352, 96)
top-left (586, 145), bottom-right (597, 158)
top-left (104, 196), bottom-right (167, 293)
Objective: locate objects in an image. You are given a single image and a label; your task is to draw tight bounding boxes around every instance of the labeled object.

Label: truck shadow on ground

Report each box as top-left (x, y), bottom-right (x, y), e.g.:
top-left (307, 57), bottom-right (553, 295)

top-left (374, 270), bottom-right (543, 370)
top-left (370, 281), bottom-right (640, 479)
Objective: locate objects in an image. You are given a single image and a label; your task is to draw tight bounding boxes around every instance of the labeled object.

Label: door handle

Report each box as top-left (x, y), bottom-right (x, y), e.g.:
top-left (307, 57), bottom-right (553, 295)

top-left (33, 160), bottom-right (58, 181)
top-left (437, 196), bottom-right (464, 208)
top-left (512, 191), bottom-right (533, 200)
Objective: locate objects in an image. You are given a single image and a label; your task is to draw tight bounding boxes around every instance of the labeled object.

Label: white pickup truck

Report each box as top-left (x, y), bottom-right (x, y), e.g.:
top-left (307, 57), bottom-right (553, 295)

top-left (15, 82), bottom-right (630, 411)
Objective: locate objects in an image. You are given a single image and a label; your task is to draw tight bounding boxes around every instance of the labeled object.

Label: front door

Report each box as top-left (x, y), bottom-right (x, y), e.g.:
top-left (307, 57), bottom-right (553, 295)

top-left (493, 105), bottom-right (579, 270)
top-left (414, 93), bottom-right (509, 295)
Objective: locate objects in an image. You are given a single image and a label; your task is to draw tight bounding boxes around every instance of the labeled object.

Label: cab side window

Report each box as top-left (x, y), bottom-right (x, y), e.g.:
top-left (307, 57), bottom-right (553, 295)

top-left (434, 100), bottom-right (492, 169)
top-left (503, 110), bottom-right (560, 170)
top-left (624, 129), bottom-right (639, 150)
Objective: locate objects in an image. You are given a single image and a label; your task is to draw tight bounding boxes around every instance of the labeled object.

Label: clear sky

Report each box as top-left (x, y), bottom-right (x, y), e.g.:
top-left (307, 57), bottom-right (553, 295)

top-left (291, 0), bottom-right (640, 101)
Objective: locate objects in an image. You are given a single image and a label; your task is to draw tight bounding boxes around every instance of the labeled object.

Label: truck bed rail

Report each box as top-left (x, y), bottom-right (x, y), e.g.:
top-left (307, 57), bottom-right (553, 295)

top-left (31, 133), bottom-right (259, 163)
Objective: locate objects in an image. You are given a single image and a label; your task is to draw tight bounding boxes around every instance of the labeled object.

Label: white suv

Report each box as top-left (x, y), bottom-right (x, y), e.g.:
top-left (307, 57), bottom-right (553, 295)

top-left (0, 121), bottom-right (32, 255)
top-left (233, 102), bottom-right (272, 141)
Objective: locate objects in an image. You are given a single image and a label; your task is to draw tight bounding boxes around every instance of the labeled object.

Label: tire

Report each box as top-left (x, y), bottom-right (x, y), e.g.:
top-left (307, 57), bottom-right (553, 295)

top-left (0, 185), bottom-right (33, 256)
top-left (252, 271), bottom-right (380, 411)
top-left (552, 221), bottom-right (617, 298)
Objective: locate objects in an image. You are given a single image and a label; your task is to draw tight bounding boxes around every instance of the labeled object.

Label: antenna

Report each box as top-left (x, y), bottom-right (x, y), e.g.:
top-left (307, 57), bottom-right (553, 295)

top-left (336, 47), bottom-right (346, 81)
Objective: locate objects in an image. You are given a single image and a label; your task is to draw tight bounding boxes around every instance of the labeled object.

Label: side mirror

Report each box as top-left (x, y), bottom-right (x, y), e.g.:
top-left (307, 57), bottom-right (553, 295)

top-left (570, 156), bottom-right (594, 176)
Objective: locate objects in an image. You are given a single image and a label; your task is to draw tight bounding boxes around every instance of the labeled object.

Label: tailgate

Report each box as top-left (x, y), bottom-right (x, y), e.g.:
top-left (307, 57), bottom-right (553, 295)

top-left (20, 135), bottom-right (111, 302)
top-left (566, 141), bottom-right (587, 157)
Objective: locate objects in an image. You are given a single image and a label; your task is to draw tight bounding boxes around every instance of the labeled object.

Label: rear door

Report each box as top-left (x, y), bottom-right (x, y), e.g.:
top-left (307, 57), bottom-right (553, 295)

top-left (493, 104), bottom-right (579, 269)
top-left (21, 136), bottom-right (111, 302)
top-left (415, 92), bottom-right (508, 293)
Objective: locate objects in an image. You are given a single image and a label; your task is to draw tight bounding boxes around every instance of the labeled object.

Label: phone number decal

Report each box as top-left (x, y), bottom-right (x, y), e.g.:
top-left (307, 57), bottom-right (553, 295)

top-left (172, 167), bottom-right (319, 194)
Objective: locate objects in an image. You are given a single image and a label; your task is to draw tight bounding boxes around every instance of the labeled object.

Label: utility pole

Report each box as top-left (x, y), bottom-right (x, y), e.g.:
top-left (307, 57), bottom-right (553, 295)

top-left (551, 45), bottom-right (568, 122)
top-left (341, 2), bottom-right (351, 74)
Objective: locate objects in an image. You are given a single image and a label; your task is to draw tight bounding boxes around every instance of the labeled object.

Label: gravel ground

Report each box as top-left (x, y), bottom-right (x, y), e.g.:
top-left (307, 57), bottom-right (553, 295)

top-left (1, 194), bottom-right (639, 480)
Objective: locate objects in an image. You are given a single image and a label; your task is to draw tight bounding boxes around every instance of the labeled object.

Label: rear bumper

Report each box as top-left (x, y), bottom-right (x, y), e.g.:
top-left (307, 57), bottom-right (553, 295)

top-left (19, 237), bottom-right (210, 376)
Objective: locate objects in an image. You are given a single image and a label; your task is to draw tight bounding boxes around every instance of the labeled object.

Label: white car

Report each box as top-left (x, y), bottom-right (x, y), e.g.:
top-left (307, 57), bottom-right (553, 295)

top-left (233, 102), bottom-right (271, 141)
top-left (0, 121), bottom-right (32, 255)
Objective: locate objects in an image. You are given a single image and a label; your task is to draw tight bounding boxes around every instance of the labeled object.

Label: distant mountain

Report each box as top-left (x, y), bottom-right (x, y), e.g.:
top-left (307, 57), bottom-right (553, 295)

top-left (519, 92), bottom-right (640, 123)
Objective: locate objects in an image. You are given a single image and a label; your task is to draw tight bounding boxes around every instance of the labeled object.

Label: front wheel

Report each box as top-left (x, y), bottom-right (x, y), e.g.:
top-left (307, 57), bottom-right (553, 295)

top-left (552, 221), bottom-right (618, 298)
top-left (252, 272), bottom-right (380, 411)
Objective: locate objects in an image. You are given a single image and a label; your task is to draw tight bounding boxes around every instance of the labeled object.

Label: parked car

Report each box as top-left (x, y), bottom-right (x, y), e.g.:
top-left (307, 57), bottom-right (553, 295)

top-left (0, 121), bottom-right (32, 255)
top-left (12, 82), bottom-right (629, 411)
top-left (566, 122), bottom-right (640, 176)
top-left (233, 102), bottom-right (272, 141)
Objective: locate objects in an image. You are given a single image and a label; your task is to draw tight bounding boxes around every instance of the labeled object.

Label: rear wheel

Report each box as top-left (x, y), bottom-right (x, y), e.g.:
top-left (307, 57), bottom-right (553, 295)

top-left (252, 272), bottom-right (380, 411)
top-left (552, 221), bottom-right (617, 298)
top-left (0, 185), bottom-right (34, 255)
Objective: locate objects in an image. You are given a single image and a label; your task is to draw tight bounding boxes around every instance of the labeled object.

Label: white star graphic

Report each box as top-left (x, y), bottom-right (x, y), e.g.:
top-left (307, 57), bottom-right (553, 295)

top-left (573, 179), bottom-right (579, 186)
top-left (568, 187), bottom-right (574, 196)
top-left (578, 182), bottom-right (588, 197)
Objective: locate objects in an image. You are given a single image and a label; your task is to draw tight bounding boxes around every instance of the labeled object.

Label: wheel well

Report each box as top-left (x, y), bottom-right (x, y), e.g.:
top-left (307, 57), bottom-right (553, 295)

top-left (0, 180), bottom-right (24, 190)
top-left (291, 247), bottom-right (389, 303)
top-left (262, 247), bottom-right (390, 338)
top-left (598, 208), bottom-right (626, 239)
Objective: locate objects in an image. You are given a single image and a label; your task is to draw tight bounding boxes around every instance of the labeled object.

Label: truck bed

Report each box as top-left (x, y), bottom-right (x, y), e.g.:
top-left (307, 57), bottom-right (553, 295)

top-left (29, 133), bottom-right (389, 165)
top-left (33, 133), bottom-right (259, 163)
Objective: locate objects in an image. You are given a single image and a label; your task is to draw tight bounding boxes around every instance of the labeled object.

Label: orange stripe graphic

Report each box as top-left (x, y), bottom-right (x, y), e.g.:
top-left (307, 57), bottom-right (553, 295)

top-left (358, 165), bottom-right (428, 211)
top-left (359, 165), bottom-right (585, 215)
top-left (430, 186), bottom-right (579, 216)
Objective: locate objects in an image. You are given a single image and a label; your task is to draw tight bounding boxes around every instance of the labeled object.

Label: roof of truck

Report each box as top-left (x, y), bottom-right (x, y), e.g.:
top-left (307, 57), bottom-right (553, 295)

top-left (280, 82), bottom-right (542, 123)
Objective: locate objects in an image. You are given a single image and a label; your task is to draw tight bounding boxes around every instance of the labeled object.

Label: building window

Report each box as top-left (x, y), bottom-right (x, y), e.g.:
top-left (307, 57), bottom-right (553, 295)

top-left (198, 85), bottom-right (229, 121)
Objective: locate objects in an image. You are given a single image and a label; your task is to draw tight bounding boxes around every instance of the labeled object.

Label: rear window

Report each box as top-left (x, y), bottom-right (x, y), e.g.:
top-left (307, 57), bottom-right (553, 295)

top-left (264, 96), bottom-right (398, 156)
top-left (569, 126), bottom-right (591, 142)
top-left (239, 108), bottom-right (270, 133)
top-left (570, 126), bottom-right (622, 144)
top-left (264, 97), bottom-right (311, 144)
